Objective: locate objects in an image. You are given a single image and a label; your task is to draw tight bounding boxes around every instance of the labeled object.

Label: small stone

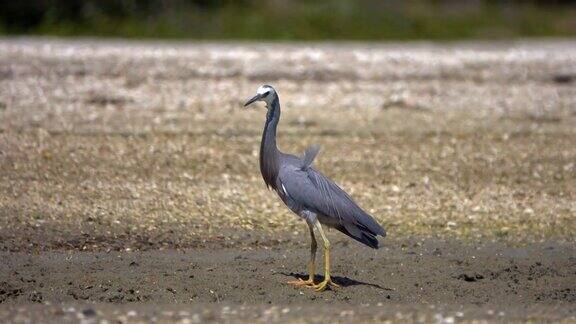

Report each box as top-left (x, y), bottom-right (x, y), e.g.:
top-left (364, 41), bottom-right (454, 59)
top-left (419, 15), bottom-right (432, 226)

top-left (82, 308), bottom-right (97, 318)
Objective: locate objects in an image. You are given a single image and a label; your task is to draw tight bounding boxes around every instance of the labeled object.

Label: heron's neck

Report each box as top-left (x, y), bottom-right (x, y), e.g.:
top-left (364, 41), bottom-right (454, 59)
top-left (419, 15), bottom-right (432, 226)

top-left (260, 95), bottom-right (281, 189)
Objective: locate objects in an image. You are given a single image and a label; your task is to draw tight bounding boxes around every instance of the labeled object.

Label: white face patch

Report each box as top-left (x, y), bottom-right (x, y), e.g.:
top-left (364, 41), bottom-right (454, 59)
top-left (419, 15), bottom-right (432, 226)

top-left (255, 85), bottom-right (276, 106)
top-left (257, 85), bottom-right (273, 95)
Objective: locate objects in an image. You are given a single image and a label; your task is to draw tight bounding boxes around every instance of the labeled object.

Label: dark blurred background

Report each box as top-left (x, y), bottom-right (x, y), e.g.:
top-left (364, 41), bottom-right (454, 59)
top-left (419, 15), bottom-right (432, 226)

top-left (0, 0), bottom-right (575, 39)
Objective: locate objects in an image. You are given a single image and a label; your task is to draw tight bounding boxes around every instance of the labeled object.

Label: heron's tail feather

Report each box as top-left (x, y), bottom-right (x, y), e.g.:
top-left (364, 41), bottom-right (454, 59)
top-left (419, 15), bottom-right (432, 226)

top-left (300, 145), bottom-right (321, 170)
top-left (336, 223), bottom-right (381, 249)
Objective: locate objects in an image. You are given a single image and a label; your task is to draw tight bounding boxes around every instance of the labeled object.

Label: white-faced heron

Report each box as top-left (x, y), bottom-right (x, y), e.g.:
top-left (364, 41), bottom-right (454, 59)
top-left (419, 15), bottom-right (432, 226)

top-left (244, 85), bottom-right (386, 292)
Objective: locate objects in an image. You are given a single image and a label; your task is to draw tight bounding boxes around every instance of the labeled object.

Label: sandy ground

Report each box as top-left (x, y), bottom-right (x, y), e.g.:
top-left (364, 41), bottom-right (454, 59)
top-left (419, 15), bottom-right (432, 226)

top-left (0, 38), bottom-right (575, 322)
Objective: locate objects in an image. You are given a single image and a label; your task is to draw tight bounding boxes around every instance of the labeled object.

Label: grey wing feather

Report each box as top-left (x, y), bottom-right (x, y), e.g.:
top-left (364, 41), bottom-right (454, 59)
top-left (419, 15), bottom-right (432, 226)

top-left (300, 145), bottom-right (320, 170)
top-left (279, 165), bottom-right (386, 249)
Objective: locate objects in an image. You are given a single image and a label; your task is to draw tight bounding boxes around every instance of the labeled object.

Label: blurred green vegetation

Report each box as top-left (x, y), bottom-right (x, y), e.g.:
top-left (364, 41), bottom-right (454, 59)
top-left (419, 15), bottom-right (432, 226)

top-left (1, 0), bottom-right (575, 40)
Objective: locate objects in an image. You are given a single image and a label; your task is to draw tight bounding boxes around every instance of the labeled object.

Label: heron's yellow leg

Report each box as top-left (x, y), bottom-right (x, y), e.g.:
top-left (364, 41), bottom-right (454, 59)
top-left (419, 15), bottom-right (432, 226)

top-left (312, 221), bottom-right (340, 292)
top-left (287, 223), bottom-right (317, 287)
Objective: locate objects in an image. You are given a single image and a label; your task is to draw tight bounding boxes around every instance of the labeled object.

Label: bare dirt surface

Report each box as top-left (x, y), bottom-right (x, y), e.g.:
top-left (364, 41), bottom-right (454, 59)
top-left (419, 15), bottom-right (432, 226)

top-left (0, 241), bottom-right (576, 322)
top-left (0, 38), bottom-right (575, 322)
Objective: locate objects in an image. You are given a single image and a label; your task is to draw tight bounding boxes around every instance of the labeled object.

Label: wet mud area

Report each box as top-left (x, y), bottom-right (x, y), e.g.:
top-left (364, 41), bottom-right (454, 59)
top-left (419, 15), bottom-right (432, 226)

top-left (0, 239), bottom-right (574, 321)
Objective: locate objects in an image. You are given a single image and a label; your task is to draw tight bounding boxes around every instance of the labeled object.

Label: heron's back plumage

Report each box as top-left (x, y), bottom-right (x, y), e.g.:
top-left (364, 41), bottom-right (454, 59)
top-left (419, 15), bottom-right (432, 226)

top-left (300, 145), bottom-right (320, 170)
top-left (278, 157), bottom-right (386, 249)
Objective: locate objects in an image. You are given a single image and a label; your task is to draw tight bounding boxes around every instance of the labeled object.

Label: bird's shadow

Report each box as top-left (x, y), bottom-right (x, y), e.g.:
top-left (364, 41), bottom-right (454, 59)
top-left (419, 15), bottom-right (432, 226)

top-left (281, 272), bottom-right (393, 291)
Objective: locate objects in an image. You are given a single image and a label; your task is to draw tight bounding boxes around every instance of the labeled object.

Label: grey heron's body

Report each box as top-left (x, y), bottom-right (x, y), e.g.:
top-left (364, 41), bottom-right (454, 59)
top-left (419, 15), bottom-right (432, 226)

top-left (244, 85), bottom-right (386, 291)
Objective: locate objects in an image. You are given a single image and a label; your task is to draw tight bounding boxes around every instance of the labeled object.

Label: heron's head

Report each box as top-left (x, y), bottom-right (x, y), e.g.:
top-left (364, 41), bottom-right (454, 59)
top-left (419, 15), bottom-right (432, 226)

top-left (244, 85), bottom-right (276, 108)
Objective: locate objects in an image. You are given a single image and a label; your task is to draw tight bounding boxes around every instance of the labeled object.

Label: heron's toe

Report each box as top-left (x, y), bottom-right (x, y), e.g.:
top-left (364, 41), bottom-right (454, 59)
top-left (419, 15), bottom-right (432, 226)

top-left (313, 278), bottom-right (340, 292)
top-left (287, 278), bottom-right (315, 287)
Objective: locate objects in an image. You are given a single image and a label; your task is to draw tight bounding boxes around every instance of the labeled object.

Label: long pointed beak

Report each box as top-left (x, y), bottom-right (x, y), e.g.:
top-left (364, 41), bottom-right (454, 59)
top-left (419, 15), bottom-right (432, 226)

top-left (244, 94), bottom-right (261, 107)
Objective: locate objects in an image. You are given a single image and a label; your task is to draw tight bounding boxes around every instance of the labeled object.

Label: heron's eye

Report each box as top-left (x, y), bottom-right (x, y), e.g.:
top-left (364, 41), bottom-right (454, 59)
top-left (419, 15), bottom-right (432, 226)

top-left (262, 91), bottom-right (269, 97)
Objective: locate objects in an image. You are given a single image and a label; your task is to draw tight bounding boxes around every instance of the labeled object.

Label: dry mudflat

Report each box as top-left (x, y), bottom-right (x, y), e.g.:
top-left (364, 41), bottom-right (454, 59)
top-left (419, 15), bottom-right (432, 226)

top-left (0, 38), bottom-right (575, 322)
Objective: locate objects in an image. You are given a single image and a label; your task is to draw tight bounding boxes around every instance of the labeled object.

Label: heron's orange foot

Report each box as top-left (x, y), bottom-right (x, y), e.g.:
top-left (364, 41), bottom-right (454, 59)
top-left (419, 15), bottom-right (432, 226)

top-left (312, 277), bottom-right (340, 292)
top-left (287, 277), bottom-right (315, 287)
